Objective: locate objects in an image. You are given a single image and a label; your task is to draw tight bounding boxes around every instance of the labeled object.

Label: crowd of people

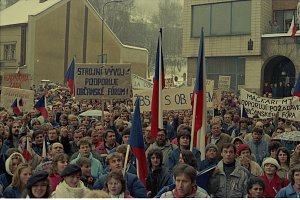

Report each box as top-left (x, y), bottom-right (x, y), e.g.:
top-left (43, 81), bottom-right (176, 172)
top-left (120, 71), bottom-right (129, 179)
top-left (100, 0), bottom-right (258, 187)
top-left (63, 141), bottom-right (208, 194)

top-left (0, 82), bottom-right (300, 198)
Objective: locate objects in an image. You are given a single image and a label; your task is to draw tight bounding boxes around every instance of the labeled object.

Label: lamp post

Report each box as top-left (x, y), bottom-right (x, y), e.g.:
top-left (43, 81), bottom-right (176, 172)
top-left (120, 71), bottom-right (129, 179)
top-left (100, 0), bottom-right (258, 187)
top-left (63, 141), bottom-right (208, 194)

top-left (101, 0), bottom-right (122, 63)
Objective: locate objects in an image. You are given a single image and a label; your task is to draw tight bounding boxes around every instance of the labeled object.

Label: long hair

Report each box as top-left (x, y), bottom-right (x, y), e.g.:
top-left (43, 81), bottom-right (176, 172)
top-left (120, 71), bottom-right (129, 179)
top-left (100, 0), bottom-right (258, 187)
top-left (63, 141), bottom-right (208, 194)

top-left (276, 147), bottom-right (290, 166)
top-left (104, 171), bottom-right (127, 195)
top-left (49, 153), bottom-right (69, 176)
top-left (11, 163), bottom-right (32, 190)
top-left (180, 149), bottom-right (198, 170)
top-left (22, 178), bottom-right (52, 198)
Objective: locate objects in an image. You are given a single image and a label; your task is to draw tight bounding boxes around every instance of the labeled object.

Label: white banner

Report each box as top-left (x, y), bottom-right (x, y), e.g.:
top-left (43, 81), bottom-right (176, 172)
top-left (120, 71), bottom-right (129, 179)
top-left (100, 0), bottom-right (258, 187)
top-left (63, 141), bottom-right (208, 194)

top-left (240, 89), bottom-right (300, 120)
top-left (131, 74), bottom-right (153, 89)
top-left (218, 75), bottom-right (231, 91)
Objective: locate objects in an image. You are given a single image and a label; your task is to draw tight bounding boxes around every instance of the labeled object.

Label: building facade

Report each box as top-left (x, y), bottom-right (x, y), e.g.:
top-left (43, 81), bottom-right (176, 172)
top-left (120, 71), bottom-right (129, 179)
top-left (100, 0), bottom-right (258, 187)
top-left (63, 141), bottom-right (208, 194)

top-left (0, 0), bottom-right (148, 85)
top-left (183, 0), bottom-right (299, 94)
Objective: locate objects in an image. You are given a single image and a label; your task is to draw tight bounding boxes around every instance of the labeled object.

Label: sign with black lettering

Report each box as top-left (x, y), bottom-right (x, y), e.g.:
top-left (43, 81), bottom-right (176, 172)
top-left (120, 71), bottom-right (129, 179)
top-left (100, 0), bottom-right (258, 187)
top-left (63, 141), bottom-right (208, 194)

top-left (75, 63), bottom-right (132, 100)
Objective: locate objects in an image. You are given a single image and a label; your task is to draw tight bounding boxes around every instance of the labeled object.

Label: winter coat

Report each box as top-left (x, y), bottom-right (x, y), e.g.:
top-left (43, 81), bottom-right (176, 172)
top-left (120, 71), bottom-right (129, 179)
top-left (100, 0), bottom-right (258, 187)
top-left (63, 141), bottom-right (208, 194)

top-left (146, 167), bottom-right (172, 198)
top-left (146, 140), bottom-right (177, 168)
top-left (70, 152), bottom-right (104, 178)
top-left (276, 183), bottom-right (300, 198)
top-left (206, 133), bottom-right (232, 160)
top-left (93, 172), bottom-right (147, 198)
top-left (208, 160), bottom-right (249, 198)
top-left (247, 140), bottom-right (269, 166)
top-left (161, 186), bottom-right (209, 198)
top-left (48, 173), bottom-right (61, 192)
top-left (3, 186), bottom-right (21, 198)
top-left (168, 147), bottom-right (201, 173)
top-left (52, 180), bottom-right (90, 198)
top-left (259, 174), bottom-right (289, 198)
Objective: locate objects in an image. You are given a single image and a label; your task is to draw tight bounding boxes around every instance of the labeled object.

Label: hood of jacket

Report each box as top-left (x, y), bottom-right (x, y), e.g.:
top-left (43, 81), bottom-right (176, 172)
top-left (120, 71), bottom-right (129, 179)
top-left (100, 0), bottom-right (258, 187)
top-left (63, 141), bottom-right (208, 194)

top-left (5, 152), bottom-right (25, 176)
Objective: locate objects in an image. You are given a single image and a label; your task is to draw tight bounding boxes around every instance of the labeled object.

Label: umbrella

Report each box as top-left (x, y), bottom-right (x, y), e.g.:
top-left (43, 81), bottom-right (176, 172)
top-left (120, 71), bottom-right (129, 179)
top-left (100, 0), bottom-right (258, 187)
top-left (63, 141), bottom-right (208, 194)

top-left (79, 110), bottom-right (102, 117)
top-left (273, 131), bottom-right (300, 142)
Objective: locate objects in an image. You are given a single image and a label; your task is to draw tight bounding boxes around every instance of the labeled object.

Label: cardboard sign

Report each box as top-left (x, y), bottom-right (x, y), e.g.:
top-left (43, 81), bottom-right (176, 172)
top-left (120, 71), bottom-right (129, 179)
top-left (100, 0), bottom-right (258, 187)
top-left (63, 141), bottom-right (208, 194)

top-left (218, 75), bottom-right (231, 90)
top-left (131, 74), bottom-right (153, 89)
top-left (240, 89), bottom-right (300, 120)
top-left (133, 80), bottom-right (214, 112)
top-left (0, 87), bottom-right (34, 113)
top-left (165, 77), bottom-right (174, 88)
top-left (75, 63), bottom-right (132, 100)
top-left (2, 73), bottom-right (31, 89)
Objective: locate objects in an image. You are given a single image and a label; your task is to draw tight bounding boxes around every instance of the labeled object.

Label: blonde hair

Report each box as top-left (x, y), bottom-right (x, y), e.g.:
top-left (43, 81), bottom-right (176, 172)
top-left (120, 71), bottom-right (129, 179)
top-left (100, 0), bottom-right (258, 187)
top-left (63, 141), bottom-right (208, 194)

top-left (84, 190), bottom-right (110, 198)
top-left (11, 163), bottom-right (32, 190)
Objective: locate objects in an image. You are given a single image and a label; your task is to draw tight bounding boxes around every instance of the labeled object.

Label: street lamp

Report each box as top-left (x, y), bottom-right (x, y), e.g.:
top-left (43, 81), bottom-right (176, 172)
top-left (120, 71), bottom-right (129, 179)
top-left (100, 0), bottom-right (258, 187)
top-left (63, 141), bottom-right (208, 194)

top-left (101, 0), bottom-right (123, 63)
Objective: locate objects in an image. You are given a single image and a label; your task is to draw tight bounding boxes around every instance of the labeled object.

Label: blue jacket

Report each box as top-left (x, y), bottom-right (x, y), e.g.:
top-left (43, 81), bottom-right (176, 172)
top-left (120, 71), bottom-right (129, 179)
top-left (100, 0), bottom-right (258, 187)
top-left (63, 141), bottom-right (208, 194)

top-left (3, 186), bottom-right (21, 198)
top-left (276, 183), bottom-right (300, 198)
top-left (168, 147), bottom-right (201, 173)
top-left (247, 140), bottom-right (269, 166)
top-left (71, 152), bottom-right (104, 179)
top-left (93, 172), bottom-right (147, 198)
top-left (0, 173), bottom-right (12, 190)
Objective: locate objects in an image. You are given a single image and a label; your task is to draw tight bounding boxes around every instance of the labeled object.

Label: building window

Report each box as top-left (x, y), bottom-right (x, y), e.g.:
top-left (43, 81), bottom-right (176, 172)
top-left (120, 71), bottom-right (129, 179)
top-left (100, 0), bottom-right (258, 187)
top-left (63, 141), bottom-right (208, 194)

top-left (1, 43), bottom-right (16, 61)
top-left (274, 10), bottom-right (297, 33)
top-left (192, 0), bottom-right (251, 37)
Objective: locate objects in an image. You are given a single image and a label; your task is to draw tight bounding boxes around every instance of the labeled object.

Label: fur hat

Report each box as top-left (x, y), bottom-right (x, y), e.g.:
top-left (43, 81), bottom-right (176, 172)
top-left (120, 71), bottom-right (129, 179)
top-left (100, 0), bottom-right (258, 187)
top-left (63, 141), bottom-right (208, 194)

top-left (262, 157), bottom-right (280, 170)
top-left (205, 144), bottom-right (218, 153)
top-left (26, 171), bottom-right (48, 188)
top-left (237, 144), bottom-right (252, 156)
top-left (60, 164), bottom-right (81, 177)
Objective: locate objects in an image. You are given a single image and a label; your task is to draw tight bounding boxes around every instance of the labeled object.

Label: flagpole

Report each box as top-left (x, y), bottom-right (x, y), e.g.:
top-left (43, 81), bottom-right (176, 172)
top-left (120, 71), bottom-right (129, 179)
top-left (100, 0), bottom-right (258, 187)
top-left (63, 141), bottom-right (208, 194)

top-left (190, 94), bottom-right (197, 151)
top-left (123, 144), bottom-right (130, 176)
top-left (158, 28), bottom-right (163, 129)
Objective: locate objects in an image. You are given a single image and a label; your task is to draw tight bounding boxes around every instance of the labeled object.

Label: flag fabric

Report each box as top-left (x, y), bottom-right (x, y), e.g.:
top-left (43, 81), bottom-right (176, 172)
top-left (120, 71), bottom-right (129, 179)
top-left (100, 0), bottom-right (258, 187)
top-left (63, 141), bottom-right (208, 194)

top-left (241, 105), bottom-right (249, 118)
top-left (288, 16), bottom-right (297, 38)
top-left (11, 98), bottom-right (23, 116)
top-left (42, 136), bottom-right (48, 159)
top-left (65, 57), bottom-right (75, 96)
top-left (191, 28), bottom-right (206, 155)
top-left (15, 67), bottom-right (20, 74)
top-left (129, 97), bottom-right (147, 186)
top-left (23, 137), bottom-right (32, 161)
top-left (34, 95), bottom-right (48, 119)
top-left (293, 73), bottom-right (300, 98)
top-left (151, 28), bottom-right (165, 139)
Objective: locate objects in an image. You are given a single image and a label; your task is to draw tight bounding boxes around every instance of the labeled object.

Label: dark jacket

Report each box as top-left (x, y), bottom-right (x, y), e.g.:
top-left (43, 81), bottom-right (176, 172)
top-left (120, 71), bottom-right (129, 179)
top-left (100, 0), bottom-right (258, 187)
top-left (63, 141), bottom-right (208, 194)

top-left (3, 186), bottom-right (21, 198)
top-left (0, 173), bottom-right (12, 191)
top-left (93, 172), bottom-right (147, 198)
top-left (146, 167), bottom-right (172, 198)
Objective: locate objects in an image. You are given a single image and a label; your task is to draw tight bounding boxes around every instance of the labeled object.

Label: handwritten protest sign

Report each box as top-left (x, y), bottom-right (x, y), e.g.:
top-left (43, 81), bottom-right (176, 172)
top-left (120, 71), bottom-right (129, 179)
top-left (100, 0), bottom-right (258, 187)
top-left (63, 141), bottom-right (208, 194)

top-left (240, 89), bottom-right (300, 120)
top-left (133, 80), bottom-right (214, 112)
top-left (2, 73), bottom-right (31, 89)
top-left (0, 87), bottom-right (34, 113)
top-left (165, 77), bottom-right (174, 88)
top-left (75, 64), bottom-right (132, 100)
top-left (132, 74), bottom-right (153, 89)
top-left (218, 75), bottom-right (231, 91)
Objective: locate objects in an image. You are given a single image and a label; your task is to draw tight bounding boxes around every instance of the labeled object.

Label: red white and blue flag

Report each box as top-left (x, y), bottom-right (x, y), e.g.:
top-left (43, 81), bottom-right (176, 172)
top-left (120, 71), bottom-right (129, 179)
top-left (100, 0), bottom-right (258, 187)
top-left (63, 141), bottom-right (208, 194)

top-left (34, 95), bottom-right (48, 119)
top-left (288, 16), bottom-right (297, 38)
top-left (129, 97), bottom-right (147, 186)
top-left (65, 57), bottom-right (75, 96)
top-left (23, 137), bottom-right (32, 161)
top-left (191, 28), bottom-right (206, 155)
top-left (11, 98), bottom-right (23, 116)
top-left (151, 28), bottom-right (165, 138)
top-left (294, 73), bottom-right (300, 98)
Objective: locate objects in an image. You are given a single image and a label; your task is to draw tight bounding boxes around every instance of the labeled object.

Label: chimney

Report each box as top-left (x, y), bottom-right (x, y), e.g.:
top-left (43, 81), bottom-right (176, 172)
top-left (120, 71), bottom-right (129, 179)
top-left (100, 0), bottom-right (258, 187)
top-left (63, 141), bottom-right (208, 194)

top-left (39, 0), bottom-right (48, 3)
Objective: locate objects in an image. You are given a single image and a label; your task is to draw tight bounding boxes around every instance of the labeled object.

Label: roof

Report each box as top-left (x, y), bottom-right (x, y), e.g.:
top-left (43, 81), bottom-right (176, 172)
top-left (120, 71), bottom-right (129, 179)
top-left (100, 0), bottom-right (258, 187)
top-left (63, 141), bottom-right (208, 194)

top-left (0, 0), bottom-right (62, 27)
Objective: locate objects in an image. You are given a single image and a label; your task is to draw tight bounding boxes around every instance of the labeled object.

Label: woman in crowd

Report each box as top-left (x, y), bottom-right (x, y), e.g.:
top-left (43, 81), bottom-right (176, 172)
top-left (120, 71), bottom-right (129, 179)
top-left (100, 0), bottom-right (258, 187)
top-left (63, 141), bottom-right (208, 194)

top-left (104, 171), bottom-right (132, 198)
top-left (3, 163), bottom-right (32, 198)
top-left (23, 170), bottom-right (52, 198)
top-left (48, 153), bottom-right (69, 191)
top-left (146, 148), bottom-right (172, 198)
top-left (161, 163), bottom-right (209, 198)
top-left (276, 147), bottom-right (290, 179)
top-left (246, 177), bottom-right (265, 198)
top-left (52, 164), bottom-right (89, 198)
top-left (276, 166), bottom-right (300, 198)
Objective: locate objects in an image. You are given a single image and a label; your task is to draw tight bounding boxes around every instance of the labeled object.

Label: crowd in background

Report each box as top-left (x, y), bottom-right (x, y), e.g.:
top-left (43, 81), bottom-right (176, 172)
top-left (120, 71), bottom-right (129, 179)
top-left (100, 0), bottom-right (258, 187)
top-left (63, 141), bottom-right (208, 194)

top-left (0, 82), bottom-right (300, 198)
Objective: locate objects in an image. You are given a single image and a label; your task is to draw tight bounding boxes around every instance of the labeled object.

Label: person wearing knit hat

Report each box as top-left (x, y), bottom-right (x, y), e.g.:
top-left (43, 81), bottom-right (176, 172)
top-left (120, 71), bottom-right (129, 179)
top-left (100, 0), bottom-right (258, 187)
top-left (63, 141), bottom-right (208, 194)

top-left (52, 164), bottom-right (90, 198)
top-left (237, 144), bottom-right (252, 157)
top-left (259, 157), bottom-right (289, 198)
top-left (205, 144), bottom-right (218, 153)
top-left (23, 171), bottom-right (51, 198)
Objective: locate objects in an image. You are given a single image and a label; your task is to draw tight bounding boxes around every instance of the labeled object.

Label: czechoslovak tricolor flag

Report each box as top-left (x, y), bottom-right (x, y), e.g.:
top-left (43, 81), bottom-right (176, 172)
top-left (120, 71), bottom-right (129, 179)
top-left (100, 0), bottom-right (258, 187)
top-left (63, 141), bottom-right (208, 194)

top-left (23, 136), bottom-right (33, 161)
top-left (129, 97), bottom-right (147, 186)
top-left (191, 28), bottom-right (206, 157)
top-left (293, 73), bottom-right (300, 98)
top-left (288, 16), bottom-right (297, 38)
top-left (34, 95), bottom-right (48, 119)
top-left (151, 28), bottom-right (165, 138)
top-left (11, 98), bottom-right (23, 116)
top-left (65, 57), bottom-right (75, 96)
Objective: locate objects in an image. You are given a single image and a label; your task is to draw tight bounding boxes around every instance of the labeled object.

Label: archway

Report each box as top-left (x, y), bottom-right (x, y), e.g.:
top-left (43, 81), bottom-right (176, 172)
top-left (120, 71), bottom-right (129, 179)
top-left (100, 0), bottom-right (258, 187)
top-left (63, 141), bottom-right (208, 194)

top-left (263, 56), bottom-right (296, 88)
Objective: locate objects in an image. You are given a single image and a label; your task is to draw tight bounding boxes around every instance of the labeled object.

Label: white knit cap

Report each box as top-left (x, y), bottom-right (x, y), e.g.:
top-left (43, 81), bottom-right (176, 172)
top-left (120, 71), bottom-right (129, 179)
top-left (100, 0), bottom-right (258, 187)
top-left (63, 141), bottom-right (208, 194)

top-left (262, 157), bottom-right (280, 170)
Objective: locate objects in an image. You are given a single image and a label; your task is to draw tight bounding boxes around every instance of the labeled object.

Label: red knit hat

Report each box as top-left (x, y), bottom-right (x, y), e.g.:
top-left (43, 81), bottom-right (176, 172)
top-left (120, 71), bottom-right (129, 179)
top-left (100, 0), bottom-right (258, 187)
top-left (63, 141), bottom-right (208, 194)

top-left (237, 144), bottom-right (252, 156)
